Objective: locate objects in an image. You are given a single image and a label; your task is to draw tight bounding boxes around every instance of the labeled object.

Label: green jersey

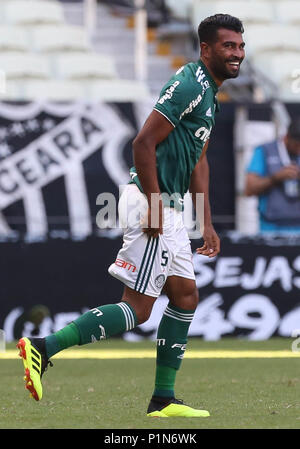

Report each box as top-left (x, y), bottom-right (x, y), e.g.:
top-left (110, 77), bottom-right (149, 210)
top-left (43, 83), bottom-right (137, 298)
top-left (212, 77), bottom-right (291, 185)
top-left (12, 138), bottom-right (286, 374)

top-left (130, 59), bottom-right (219, 210)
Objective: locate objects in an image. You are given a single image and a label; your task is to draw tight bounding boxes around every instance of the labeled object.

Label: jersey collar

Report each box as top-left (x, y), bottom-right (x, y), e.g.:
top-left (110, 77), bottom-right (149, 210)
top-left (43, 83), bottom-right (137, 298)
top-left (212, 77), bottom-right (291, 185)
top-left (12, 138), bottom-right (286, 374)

top-left (197, 59), bottom-right (219, 94)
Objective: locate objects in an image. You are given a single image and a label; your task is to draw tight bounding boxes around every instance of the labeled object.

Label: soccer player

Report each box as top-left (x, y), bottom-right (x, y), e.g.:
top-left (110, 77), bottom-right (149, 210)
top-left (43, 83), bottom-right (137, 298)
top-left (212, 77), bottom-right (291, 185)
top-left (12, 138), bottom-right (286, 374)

top-left (17, 14), bottom-right (245, 417)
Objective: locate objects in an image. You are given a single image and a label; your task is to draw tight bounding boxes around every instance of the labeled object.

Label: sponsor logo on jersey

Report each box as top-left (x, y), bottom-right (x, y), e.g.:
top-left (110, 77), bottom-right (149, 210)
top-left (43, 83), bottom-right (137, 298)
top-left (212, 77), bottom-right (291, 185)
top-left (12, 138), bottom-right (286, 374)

top-left (157, 80), bottom-right (180, 105)
top-left (195, 126), bottom-right (212, 142)
top-left (195, 67), bottom-right (210, 94)
top-left (196, 67), bottom-right (206, 83)
top-left (115, 258), bottom-right (136, 272)
top-left (179, 94), bottom-right (202, 120)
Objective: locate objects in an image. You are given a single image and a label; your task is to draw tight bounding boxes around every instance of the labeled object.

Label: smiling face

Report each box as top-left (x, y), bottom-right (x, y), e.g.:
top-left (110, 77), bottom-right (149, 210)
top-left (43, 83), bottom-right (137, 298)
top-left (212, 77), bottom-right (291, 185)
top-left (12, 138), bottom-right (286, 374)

top-left (201, 28), bottom-right (245, 83)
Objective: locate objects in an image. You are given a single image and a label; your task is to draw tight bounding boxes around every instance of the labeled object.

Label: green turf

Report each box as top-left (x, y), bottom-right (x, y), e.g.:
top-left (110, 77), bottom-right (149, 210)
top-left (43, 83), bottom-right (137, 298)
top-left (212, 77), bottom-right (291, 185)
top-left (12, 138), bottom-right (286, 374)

top-left (1, 338), bottom-right (300, 429)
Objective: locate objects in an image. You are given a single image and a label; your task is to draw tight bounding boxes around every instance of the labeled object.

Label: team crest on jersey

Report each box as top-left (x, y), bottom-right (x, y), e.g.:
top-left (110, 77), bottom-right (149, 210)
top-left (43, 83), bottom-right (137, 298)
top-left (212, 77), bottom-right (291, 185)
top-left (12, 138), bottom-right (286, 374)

top-left (155, 274), bottom-right (166, 288)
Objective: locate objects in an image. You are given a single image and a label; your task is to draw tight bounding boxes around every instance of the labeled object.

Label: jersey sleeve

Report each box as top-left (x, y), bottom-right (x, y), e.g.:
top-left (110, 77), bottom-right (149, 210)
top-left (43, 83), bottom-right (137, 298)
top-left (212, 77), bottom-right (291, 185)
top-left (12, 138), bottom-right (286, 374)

top-left (153, 72), bottom-right (198, 128)
top-left (246, 146), bottom-right (267, 177)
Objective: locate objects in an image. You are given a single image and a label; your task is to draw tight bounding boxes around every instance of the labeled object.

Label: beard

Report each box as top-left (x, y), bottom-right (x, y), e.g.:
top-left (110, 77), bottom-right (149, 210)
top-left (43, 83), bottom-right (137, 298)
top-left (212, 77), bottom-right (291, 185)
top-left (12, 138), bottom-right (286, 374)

top-left (211, 58), bottom-right (242, 80)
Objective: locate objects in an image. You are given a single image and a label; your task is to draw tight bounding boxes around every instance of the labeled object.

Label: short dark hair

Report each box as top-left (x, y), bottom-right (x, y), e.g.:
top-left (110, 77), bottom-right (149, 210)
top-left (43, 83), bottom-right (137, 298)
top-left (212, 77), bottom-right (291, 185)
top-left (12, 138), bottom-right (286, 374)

top-left (198, 14), bottom-right (244, 44)
top-left (288, 118), bottom-right (300, 141)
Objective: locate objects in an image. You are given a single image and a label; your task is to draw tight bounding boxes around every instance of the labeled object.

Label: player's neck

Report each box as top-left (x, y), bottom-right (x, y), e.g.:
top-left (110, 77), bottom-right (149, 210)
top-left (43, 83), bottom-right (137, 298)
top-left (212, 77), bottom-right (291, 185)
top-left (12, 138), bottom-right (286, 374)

top-left (199, 57), bottom-right (224, 88)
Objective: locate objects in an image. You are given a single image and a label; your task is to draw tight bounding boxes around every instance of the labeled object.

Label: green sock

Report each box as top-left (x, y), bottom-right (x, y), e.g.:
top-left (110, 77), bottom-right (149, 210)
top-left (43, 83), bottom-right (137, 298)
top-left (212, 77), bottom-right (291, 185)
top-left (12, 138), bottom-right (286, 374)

top-left (45, 302), bottom-right (137, 358)
top-left (154, 365), bottom-right (177, 398)
top-left (153, 303), bottom-right (195, 398)
top-left (46, 322), bottom-right (80, 358)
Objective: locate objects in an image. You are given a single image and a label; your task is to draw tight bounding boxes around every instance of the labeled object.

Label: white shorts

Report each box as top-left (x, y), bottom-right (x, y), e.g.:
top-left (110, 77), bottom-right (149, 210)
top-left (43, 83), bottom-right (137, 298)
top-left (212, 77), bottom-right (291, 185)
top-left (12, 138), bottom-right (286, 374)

top-left (108, 184), bottom-right (195, 297)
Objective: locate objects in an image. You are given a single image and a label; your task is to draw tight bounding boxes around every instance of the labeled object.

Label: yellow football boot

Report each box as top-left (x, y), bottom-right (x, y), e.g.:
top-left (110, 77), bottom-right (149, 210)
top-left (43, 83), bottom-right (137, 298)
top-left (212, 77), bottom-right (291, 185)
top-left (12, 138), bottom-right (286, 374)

top-left (17, 337), bottom-right (52, 401)
top-left (147, 397), bottom-right (210, 417)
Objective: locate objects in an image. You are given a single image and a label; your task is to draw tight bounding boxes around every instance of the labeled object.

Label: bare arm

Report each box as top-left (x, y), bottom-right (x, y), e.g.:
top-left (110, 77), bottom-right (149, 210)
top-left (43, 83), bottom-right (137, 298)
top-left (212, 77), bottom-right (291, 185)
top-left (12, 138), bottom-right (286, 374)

top-left (245, 166), bottom-right (300, 196)
top-left (132, 110), bottom-right (174, 237)
top-left (245, 173), bottom-right (275, 196)
top-left (189, 142), bottom-right (220, 258)
top-left (189, 142), bottom-right (212, 227)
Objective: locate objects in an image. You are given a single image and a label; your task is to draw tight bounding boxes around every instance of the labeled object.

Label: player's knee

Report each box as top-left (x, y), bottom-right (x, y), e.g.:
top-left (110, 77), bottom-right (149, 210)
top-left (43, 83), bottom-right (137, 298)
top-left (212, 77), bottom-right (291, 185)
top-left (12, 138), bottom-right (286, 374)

top-left (171, 288), bottom-right (199, 311)
top-left (187, 293), bottom-right (199, 311)
top-left (181, 295), bottom-right (198, 311)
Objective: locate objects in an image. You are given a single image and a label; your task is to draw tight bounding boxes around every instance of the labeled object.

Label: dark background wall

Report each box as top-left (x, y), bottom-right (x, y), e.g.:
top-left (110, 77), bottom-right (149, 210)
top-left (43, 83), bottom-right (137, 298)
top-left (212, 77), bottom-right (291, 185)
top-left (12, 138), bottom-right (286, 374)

top-left (1, 101), bottom-right (300, 342)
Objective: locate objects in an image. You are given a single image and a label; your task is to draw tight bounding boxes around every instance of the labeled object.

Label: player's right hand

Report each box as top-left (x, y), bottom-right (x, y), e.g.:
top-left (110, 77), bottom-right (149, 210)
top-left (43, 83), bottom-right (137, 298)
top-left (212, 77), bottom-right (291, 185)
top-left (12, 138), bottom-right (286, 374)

top-left (196, 224), bottom-right (220, 258)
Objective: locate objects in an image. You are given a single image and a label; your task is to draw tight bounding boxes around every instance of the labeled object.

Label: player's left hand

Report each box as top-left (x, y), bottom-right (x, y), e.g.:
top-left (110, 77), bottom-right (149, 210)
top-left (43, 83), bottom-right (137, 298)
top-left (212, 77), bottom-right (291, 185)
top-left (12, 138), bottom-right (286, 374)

top-left (141, 197), bottom-right (164, 238)
top-left (196, 225), bottom-right (220, 258)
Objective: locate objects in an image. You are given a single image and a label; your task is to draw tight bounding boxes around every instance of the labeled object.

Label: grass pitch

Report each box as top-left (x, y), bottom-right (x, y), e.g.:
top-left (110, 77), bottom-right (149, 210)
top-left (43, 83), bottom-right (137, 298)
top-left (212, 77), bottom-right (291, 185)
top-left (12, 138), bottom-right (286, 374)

top-left (1, 338), bottom-right (300, 429)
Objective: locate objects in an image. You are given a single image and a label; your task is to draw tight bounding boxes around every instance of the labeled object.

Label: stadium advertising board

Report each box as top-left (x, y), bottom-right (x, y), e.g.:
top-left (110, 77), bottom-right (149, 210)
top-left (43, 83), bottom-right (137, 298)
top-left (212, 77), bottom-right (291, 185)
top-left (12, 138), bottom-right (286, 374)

top-left (1, 234), bottom-right (300, 342)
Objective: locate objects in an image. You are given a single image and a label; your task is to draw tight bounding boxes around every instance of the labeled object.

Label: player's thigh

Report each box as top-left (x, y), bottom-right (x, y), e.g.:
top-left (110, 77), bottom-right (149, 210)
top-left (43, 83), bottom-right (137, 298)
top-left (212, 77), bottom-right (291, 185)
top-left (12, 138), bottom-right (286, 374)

top-left (164, 275), bottom-right (199, 311)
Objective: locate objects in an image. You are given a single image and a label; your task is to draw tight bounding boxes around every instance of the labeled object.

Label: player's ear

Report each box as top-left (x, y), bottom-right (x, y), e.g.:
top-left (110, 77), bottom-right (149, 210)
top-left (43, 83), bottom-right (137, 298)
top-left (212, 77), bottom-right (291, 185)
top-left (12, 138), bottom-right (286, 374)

top-left (200, 42), bottom-right (210, 59)
top-left (200, 42), bottom-right (211, 59)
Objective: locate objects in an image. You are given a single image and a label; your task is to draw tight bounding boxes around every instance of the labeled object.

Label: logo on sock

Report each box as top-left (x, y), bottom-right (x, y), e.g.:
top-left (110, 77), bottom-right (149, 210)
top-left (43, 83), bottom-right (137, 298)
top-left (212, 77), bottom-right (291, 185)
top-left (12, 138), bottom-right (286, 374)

top-left (172, 343), bottom-right (187, 360)
top-left (99, 325), bottom-right (106, 340)
top-left (91, 307), bottom-right (103, 317)
top-left (90, 325), bottom-right (106, 343)
top-left (171, 343), bottom-right (187, 351)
